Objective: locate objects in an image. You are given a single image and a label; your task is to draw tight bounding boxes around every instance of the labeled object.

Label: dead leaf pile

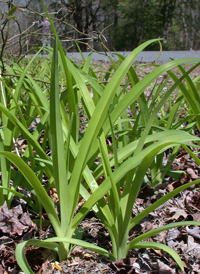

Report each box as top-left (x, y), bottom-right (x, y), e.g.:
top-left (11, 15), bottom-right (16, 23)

top-left (0, 201), bottom-right (37, 273)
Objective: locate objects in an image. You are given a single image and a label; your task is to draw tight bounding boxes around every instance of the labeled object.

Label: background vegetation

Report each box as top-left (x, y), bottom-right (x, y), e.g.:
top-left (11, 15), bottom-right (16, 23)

top-left (1, 0), bottom-right (200, 58)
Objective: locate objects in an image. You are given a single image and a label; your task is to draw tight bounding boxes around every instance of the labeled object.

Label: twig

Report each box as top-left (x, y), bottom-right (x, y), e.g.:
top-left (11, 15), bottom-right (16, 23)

top-left (76, 262), bottom-right (96, 274)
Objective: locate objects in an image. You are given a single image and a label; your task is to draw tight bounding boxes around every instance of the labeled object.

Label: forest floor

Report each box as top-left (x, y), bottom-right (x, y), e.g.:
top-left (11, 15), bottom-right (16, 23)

top-left (0, 63), bottom-right (200, 274)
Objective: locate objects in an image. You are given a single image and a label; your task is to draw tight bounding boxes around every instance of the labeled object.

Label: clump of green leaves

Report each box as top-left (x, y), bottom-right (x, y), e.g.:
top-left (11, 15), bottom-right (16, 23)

top-left (0, 3), bottom-right (200, 273)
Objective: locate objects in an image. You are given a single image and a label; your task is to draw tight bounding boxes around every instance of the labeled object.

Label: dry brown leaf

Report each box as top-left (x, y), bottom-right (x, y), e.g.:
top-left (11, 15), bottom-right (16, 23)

top-left (192, 212), bottom-right (200, 222)
top-left (167, 207), bottom-right (188, 221)
top-left (186, 168), bottom-right (198, 180)
top-left (52, 261), bottom-right (62, 271)
top-left (48, 188), bottom-right (59, 203)
top-left (153, 249), bottom-right (163, 257)
top-left (0, 202), bottom-right (35, 238)
top-left (187, 235), bottom-right (200, 258)
top-left (186, 226), bottom-right (200, 240)
top-left (71, 246), bottom-right (84, 256)
top-left (166, 228), bottom-right (181, 242)
top-left (83, 253), bottom-right (94, 258)
top-left (157, 260), bottom-right (176, 274)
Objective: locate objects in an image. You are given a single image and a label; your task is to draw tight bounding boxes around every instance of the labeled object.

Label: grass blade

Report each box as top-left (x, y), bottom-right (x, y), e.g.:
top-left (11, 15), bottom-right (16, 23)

top-left (132, 241), bottom-right (184, 270)
top-left (49, 37), bottom-right (69, 232)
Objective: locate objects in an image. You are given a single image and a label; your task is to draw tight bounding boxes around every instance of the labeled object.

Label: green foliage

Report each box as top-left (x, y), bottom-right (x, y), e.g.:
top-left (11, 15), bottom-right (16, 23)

top-left (163, 18), bottom-right (183, 50)
top-left (114, 0), bottom-right (162, 50)
top-left (0, 5), bottom-right (200, 272)
top-left (105, 0), bottom-right (200, 51)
